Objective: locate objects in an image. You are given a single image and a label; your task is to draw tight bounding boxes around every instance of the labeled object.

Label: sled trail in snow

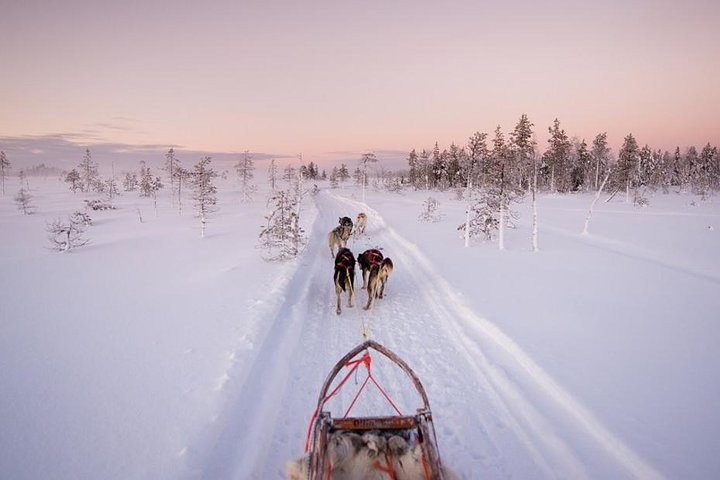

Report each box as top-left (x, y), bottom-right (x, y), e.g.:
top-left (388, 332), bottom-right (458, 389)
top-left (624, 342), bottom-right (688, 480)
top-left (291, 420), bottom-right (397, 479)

top-left (182, 190), bottom-right (664, 480)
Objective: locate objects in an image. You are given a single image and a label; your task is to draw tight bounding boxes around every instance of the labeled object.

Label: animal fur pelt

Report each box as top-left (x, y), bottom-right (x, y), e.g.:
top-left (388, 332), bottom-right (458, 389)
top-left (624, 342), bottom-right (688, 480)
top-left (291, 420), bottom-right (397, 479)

top-left (364, 257), bottom-right (393, 311)
top-left (284, 430), bottom-right (459, 480)
top-left (334, 248), bottom-right (355, 315)
top-left (357, 248), bottom-right (384, 289)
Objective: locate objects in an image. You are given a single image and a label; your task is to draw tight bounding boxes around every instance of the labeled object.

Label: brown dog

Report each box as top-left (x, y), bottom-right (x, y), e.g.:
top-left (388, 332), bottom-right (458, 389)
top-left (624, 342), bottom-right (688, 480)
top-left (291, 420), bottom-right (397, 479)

top-left (364, 257), bottom-right (393, 310)
top-left (357, 248), bottom-right (383, 289)
top-left (334, 248), bottom-right (355, 315)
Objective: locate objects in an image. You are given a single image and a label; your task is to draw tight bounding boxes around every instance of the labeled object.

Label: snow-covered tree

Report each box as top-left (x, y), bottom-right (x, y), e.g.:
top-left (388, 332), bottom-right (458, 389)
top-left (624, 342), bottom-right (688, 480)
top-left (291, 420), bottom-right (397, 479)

top-left (78, 148), bottom-right (100, 193)
top-left (329, 167), bottom-right (339, 188)
top-left (190, 156), bottom-right (217, 238)
top-left (258, 189), bottom-right (305, 260)
top-left (267, 158), bottom-right (278, 191)
top-left (123, 172), bottom-right (138, 192)
top-left (164, 148), bottom-right (177, 203)
top-left (104, 176), bottom-right (119, 201)
top-left (590, 133), bottom-right (612, 190)
top-left (138, 162), bottom-right (163, 216)
top-left (466, 132), bottom-right (489, 189)
top-left (337, 163), bottom-right (351, 184)
top-left (700, 143), bottom-right (719, 193)
top-left (173, 165), bottom-right (190, 215)
top-left (419, 197), bottom-right (443, 223)
top-left (0, 151), bottom-right (10, 195)
top-left (65, 168), bottom-right (82, 193)
top-left (543, 118), bottom-right (572, 192)
top-left (458, 188), bottom-right (500, 243)
top-left (14, 187), bottom-right (34, 214)
top-left (509, 114), bottom-right (535, 191)
top-left (46, 216), bottom-right (89, 252)
top-left (692, 143), bottom-right (716, 198)
top-left (283, 164), bottom-right (296, 182)
top-left (360, 152), bottom-right (378, 202)
top-left (488, 125), bottom-right (523, 250)
top-left (235, 150), bottom-right (257, 202)
top-left (614, 133), bottom-right (640, 202)
top-left (573, 138), bottom-right (592, 191)
top-left (70, 210), bottom-right (92, 227)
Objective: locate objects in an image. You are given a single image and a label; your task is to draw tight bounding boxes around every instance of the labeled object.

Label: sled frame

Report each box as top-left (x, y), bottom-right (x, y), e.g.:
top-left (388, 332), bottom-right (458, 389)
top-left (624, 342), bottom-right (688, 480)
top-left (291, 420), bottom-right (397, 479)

top-left (306, 340), bottom-right (445, 479)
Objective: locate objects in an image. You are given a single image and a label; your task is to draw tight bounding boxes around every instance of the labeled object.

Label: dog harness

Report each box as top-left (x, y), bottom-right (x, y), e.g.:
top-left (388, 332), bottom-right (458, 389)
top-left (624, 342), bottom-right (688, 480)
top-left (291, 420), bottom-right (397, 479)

top-left (365, 249), bottom-right (383, 266)
top-left (336, 250), bottom-right (355, 269)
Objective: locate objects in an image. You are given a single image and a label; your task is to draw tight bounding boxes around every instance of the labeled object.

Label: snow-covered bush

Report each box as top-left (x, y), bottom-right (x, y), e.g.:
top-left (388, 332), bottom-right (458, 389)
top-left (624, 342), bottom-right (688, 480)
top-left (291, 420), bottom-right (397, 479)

top-left (418, 197), bottom-right (443, 223)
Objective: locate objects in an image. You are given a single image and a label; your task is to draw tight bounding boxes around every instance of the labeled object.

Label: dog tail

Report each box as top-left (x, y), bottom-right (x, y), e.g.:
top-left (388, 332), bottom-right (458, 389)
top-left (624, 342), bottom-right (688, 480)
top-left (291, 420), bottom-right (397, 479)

top-left (347, 267), bottom-right (354, 297)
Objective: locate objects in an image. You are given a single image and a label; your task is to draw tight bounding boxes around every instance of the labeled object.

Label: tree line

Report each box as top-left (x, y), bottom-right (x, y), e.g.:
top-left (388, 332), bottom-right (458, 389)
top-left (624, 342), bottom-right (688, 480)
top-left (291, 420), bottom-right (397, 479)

top-left (404, 117), bottom-right (719, 201)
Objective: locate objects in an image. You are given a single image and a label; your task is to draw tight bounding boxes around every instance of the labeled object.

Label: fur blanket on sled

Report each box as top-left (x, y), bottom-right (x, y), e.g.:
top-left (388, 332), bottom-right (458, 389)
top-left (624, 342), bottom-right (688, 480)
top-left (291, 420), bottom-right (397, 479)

top-left (285, 430), bottom-right (458, 480)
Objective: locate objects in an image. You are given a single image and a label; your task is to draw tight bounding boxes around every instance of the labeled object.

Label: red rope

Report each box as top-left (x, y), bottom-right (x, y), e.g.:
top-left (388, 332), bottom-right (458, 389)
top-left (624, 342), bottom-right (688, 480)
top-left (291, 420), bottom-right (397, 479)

top-left (368, 375), bottom-right (403, 416)
top-left (304, 352), bottom-right (371, 452)
top-left (343, 374), bottom-right (371, 417)
top-left (303, 349), bottom-right (405, 460)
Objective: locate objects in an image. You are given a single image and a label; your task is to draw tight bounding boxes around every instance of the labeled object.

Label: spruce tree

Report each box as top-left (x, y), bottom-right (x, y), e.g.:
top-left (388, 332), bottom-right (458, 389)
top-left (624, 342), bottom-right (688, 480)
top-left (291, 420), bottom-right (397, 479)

top-left (235, 150), bottom-right (256, 202)
top-left (614, 133), bottom-right (640, 202)
top-left (14, 187), bottom-right (34, 214)
top-left (190, 157), bottom-right (217, 238)
top-left (544, 118), bottom-right (572, 192)
top-left (258, 189), bottom-right (305, 260)
top-left (78, 148), bottom-right (100, 193)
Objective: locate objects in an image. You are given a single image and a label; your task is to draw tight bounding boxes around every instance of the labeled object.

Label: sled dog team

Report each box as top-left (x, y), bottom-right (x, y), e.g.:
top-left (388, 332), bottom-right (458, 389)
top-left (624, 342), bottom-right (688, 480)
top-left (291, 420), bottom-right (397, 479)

top-left (286, 214), bottom-right (459, 479)
top-left (329, 214), bottom-right (393, 315)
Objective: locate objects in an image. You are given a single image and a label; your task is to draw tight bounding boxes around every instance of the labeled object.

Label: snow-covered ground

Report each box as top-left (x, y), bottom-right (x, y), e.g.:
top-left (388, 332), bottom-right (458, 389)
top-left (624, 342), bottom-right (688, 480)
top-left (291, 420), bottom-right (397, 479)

top-left (1, 174), bottom-right (719, 479)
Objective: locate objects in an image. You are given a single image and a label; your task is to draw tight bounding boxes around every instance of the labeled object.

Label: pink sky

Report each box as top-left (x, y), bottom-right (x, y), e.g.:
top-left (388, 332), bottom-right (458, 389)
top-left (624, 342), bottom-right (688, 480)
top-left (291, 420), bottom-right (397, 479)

top-left (2, 0), bottom-right (719, 165)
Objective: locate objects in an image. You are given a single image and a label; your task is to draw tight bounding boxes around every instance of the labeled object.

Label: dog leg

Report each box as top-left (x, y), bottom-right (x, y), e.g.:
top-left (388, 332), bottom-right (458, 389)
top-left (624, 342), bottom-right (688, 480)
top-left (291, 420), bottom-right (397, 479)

top-left (336, 282), bottom-right (342, 315)
top-left (364, 279), bottom-right (375, 310)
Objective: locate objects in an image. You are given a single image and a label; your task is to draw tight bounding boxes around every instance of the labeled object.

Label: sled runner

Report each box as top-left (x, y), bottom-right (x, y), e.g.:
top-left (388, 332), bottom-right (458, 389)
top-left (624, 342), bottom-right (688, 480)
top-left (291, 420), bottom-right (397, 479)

top-left (302, 340), bottom-right (448, 479)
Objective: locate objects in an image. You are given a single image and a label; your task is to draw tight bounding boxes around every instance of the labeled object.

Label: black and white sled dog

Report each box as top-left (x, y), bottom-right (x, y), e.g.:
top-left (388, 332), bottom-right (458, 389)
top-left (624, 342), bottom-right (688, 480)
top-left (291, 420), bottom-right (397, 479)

top-left (364, 257), bottom-right (393, 311)
top-left (284, 430), bottom-right (459, 479)
top-left (355, 212), bottom-right (367, 237)
top-left (328, 217), bottom-right (354, 257)
top-left (334, 248), bottom-right (355, 315)
top-left (357, 248), bottom-right (384, 289)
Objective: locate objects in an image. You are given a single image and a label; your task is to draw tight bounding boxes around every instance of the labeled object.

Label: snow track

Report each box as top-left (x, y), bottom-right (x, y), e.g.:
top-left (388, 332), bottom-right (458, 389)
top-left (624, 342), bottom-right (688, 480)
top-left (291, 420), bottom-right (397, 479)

top-left (181, 190), bottom-right (663, 479)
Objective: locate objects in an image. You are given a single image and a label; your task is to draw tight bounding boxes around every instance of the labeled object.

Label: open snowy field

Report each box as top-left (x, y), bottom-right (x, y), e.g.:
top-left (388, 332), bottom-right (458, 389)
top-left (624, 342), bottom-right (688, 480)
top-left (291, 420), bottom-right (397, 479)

top-left (1, 174), bottom-right (719, 480)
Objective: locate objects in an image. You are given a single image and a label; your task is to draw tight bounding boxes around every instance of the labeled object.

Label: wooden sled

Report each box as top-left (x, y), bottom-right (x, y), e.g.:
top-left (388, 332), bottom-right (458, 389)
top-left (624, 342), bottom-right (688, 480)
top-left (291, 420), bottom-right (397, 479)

top-left (304, 339), bottom-right (447, 479)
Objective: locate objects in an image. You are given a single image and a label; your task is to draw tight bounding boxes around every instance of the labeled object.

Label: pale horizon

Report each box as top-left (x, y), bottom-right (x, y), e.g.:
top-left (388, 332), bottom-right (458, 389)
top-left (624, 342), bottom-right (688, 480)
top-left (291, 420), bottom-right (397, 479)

top-left (2, 0), bottom-right (719, 168)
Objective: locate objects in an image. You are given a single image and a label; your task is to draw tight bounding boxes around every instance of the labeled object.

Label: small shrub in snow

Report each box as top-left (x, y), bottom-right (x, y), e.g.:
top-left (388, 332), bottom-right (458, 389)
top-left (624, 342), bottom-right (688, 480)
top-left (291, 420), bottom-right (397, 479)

top-left (258, 190), bottom-right (306, 261)
top-left (459, 191), bottom-right (499, 241)
top-left (14, 187), bottom-right (35, 215)
top-left (84, 199), bottom-right (115, 211)
top-left (418, 197), bottom-right (443, 223)
top-left (70, 211), bottom-right (92, 226)
top-left (46, 216), bottom-right (89, 252)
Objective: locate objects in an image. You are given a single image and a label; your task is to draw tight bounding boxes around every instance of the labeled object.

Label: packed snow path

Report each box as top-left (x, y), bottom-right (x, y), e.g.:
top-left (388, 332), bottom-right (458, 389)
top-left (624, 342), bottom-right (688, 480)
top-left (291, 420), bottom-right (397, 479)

top-left (181, 190), bottom-right (663, 480)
